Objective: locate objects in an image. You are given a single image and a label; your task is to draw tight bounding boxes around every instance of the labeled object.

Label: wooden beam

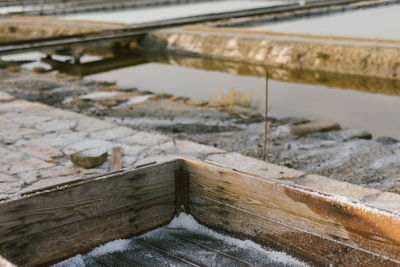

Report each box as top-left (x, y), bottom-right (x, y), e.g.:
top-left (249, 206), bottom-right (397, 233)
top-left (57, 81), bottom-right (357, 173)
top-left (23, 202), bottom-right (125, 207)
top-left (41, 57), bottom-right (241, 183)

top-left (182, 158), bottom-right (400, 266)
top-left (0, 159), bottom-right (182, 266)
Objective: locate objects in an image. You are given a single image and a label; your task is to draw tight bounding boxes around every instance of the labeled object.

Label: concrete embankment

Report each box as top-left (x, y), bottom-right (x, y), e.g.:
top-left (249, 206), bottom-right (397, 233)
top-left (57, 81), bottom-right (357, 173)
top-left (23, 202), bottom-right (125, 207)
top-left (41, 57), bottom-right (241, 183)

top-left (141, 26), bottom-right (400, 80)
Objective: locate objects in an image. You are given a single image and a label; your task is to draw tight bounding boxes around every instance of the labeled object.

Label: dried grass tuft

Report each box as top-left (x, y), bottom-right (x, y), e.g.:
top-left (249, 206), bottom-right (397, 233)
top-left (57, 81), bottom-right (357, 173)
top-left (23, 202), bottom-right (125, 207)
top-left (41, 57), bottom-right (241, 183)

top-left (209, 88), bottom-right (260, 110)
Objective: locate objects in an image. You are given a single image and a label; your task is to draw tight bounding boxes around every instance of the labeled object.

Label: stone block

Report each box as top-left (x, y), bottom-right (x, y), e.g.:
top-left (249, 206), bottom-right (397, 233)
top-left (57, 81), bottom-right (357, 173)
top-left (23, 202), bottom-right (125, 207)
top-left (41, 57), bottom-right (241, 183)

top-left (76, 117), bottom-right (115, 132)
top-left (9, 158), bottom-right (55, 174)
top-left (291, 120), bottom-right (341, 136)
top-left (18, 170), bottom-right (40, 184)
top-left (63, 139), bottom-right (113, 155)
top-left (366, 192), bottom-right (400, 214)
top-left (0, 92), bottom-right (15, 102)
top-left (12, 114), bottom-right (52, 126)
top-left (69, 148), bottom-right (109, 169)
top-left (39, 166), bottom-right (82, 179)
top-left (35, 119), bottom-right (77, 133)
top-left (121, 144), bottom-right (146, 156)
top-left (122, 155), bottom-right (137, 167)
top-left (90, 126), bottom-right (136, 141)
top-left (18, 132), bottom-right (88, 148)
top-left (0, 164), bottom-right (10, 172)
top-left (19, 145), bottom-right (63, 160)
top-left (0, 173), bottom-right (17, 183)
top-left (119, 131), bottom-right (170, 147)
top-left (154, 141), bottom-right (177, 154)
top-left (176, 140), bottom-right (224, 158)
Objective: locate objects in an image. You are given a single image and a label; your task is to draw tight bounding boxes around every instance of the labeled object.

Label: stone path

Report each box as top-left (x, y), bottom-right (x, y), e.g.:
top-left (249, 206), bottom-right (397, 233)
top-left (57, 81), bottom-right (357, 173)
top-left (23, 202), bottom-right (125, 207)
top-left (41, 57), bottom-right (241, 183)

top-left (0, 92), bottom-right (399, 214)
top-left (0, 93), bottom-right (226, 197)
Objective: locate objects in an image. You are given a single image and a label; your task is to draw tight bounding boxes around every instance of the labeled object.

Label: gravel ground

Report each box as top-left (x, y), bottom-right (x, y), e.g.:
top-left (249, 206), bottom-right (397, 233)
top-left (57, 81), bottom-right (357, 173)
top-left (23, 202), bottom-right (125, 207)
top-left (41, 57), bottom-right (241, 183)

top-left (1, 67), bottom-right (399, 193)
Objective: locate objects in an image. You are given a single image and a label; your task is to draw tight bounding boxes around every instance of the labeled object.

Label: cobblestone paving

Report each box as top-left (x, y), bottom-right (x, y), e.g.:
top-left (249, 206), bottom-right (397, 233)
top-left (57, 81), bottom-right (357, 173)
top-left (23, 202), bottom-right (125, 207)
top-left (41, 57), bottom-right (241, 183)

top-left (0, 94), bottom-right (225, 197)
top-left (1, 92), bottom-right (399, 214)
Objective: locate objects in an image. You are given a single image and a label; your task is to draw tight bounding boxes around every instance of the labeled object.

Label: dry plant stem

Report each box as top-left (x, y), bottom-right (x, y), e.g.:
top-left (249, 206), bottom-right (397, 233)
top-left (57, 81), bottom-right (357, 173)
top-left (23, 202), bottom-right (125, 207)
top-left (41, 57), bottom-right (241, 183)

top-left (263, 69), bottom-right (269, 161)
top-left (110, 146), bottom-right (122, 171)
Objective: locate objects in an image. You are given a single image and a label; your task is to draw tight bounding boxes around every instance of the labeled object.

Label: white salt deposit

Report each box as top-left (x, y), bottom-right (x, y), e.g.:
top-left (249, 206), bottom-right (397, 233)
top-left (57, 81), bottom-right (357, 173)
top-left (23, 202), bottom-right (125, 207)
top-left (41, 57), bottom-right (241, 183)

top-left (122, 94), bottom-right (153, 105)
top-left (54, 213), bottom-right (308, 266)
top-left (371, 150), bottom-right (400, 169)
top-left (167, 213), bottom-right (308, 266)
top-left (53, 254), bottom-right (85, 267)
top-left (53, 239), bottom-right (130, 267)
top-left (79, 91), bottom-right (121, 100)
top-left (88, 239), bottom-right (131, 257)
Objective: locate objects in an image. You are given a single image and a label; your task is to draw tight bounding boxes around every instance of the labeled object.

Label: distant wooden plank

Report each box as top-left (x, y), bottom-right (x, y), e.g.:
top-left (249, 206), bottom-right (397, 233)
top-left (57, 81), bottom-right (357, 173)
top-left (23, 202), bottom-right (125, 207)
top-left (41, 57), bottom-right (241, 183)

top-left (182, 159), bottom-right (400, 266)
top-left (0, 159), bottom-right (182, 266)
top-left (110, 146), bottom-right (123, 171)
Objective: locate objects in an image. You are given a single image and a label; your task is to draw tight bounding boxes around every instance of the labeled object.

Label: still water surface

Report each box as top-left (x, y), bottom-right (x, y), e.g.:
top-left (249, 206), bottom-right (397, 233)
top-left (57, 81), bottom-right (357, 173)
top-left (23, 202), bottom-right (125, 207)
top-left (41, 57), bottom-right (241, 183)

top-left (86, 61), bottom-right (400, 139)
top-left (250, 4), bottom-right (400, 39)
top-left (63, 0), bottom-right (288, 24)
top-left (3, 51), bottom-right (400, 139)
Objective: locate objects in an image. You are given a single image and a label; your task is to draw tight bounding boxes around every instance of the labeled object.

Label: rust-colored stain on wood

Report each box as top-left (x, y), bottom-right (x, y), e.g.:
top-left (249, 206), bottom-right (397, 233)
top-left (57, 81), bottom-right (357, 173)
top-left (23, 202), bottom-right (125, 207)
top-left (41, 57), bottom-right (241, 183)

top-left (183, 159), bottom-right (400, 266)
top-left (285, 186), bottom-right (400, 258)
top-left (1, 158), bottom-right (400, 266)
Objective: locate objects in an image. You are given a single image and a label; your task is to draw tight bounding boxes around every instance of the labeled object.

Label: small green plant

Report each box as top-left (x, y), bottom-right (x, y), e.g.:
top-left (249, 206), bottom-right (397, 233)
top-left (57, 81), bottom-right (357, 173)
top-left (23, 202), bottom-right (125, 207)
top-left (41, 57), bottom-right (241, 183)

top-left (295, 52), bottom-right (304, 60)
top-left (6, 65), bottom-right (20, 72)
top-left (33, 66), bottom-right (47, 74)
top-left (7, 26), bottom-right (17, 33)
top-left (209, 88), bottom-right (261, 110)
top-left (316, 51), bottom-right (329, 60)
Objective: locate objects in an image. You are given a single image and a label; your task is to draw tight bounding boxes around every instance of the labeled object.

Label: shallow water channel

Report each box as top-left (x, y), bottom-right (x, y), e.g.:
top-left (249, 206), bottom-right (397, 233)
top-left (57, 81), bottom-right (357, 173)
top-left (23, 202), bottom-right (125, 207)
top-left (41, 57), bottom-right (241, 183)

top-left (248, 3), bottom-right (400, 39)
top-left (62, 0), bottom-right (289, 25)
top-left (3, 51), bottom-right (400, 139)
top-left (86, 55), bottom-right (400, 139)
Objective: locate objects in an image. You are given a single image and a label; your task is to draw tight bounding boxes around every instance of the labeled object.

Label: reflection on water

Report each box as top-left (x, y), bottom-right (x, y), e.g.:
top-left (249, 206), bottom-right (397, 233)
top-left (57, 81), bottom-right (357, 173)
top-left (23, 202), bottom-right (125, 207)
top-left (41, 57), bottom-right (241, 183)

top-left (43, 51), bottom-right (400, 97)
top-left (4, 49), bottom-right (397, 138)
top-left (77, 53), bottom-right (400, 139)
top-left (149, 54), bottom-right (400, 97)
top-left (248, 4), bottom-right (400, 40)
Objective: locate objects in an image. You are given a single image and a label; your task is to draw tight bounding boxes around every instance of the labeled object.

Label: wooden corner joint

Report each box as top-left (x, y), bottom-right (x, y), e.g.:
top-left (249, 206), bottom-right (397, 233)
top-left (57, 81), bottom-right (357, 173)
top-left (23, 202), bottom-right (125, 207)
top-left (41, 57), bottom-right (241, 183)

top-left (175, 169), bottom-right (189, 215)
top-left (0, 255), bottom-right (16, 267)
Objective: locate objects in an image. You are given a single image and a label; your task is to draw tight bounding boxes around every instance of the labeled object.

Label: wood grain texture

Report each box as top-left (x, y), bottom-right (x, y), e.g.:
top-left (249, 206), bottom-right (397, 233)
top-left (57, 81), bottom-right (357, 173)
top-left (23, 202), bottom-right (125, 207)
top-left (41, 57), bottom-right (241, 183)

top-left (175, 169), bottom-right (189, 215)
top-left (0, 159), bottom-right (182, 266)
top-left (182, 159), bottom-right (400, 266)
top-left (110, 146), bottom-right (123, 171)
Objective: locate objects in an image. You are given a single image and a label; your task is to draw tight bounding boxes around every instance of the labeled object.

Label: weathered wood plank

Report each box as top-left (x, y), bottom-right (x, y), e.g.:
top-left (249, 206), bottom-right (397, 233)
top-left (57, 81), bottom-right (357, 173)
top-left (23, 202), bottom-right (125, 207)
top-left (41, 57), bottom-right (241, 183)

top-left (182, 159), bottom-right (400, 265)
top-left (175, 169), bottom-right (189, 215)
top-left (5, 200), bottom-right (174, 266)
top-left (110, 146), bottom-right (123, 171)
top-left (0, 159), bottom-right (182, 266)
